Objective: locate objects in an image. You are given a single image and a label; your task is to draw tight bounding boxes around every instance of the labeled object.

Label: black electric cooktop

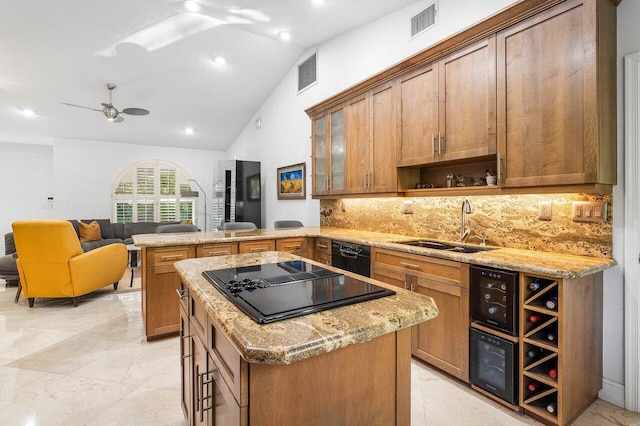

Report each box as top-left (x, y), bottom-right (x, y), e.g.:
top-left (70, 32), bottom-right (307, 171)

top-left (202, 260), bottom-right (395, 324)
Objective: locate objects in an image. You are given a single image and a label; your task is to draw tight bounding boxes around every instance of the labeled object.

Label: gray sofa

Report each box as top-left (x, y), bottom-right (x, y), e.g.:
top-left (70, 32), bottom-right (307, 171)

top-left (1, 220), bottom-right (182, 286)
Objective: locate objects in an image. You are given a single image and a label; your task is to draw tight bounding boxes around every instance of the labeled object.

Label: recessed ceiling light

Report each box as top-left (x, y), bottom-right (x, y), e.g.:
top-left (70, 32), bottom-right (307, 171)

top-left (20, 108), bottom-right (35, 117)
top-left (278, 31), bottom-right (291, 41)
top-left (214, 56), bottom-right (226, 65)
top-left (184, 127), bottom-right (194, 135)
top-left (184, 1), bottom-right (200, 12)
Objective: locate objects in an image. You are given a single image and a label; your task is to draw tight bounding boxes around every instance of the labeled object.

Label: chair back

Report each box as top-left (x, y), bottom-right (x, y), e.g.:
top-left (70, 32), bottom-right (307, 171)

top-left (274, 220), bottom-right (304, 229)
top-left (155, 224), bottom-right (199, 233)
top-left (222, 222), bottom-right (257, 231)
top-left (12, 220), bottom-right (82, 297)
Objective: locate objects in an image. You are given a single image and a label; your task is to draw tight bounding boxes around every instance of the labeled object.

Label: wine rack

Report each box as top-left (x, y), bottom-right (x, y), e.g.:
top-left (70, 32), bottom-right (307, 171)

top-left (520, 275), bottom-right (560, 423)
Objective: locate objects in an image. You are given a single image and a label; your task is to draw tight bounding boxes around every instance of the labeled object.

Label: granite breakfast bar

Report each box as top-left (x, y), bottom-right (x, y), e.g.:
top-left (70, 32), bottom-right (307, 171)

top-left (173, 251), bottom-right (439, 425)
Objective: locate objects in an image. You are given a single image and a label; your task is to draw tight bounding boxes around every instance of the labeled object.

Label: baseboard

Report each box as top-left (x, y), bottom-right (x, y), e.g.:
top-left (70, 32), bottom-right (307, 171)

top-left (599, 378), bottom-right (625, 408)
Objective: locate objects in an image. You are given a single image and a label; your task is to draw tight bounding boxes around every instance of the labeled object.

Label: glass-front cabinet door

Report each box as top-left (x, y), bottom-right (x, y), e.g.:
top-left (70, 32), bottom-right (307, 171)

top-left (311, 106), bottom-right (346, 196)
top-left (312, 116), bottom-right (327, 194)
top-left (329, 109), bottom-right (345, 193)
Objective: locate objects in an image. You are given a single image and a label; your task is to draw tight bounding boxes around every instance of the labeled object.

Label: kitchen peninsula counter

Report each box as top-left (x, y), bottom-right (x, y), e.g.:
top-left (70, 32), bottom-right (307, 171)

top-left (133, 226), bottom-right (615, 279)
top-left (174, 251), bottom-right (437, 425)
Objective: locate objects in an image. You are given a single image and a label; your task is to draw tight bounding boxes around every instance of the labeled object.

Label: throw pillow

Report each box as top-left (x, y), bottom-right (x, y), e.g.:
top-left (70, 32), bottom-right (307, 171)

top-left (79, 220), bottom-right (102, 242)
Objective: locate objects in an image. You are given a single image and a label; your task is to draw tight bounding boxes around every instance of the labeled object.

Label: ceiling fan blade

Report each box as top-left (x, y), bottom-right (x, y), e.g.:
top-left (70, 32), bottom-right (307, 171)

top-left (101, 102), bottom-right (112, 108)
top-left (60, 102), bottom-right (101, 112)
top-left (122, 107), bottom-right (150, 116)
top-left (113, 116), bottom-right (125, 123)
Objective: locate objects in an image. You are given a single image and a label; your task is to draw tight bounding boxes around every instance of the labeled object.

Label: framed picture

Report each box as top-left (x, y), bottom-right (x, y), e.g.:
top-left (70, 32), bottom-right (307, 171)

top-left (277, 162), bottom-right (306, 200)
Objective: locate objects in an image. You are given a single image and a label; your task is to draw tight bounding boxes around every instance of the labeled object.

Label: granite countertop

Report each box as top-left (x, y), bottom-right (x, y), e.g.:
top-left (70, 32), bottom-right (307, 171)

top-left (133, 226), bottom-right (616, 279)
top-left (173, 251), bottom-right (439, 365)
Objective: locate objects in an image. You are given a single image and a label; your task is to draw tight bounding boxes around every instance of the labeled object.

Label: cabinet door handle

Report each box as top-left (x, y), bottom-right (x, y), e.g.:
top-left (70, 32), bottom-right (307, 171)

top-left (327, 176), bottom-right (331, 190)
top-left (176, 288), bottom-right (189, 299)
top-left (431, 133), bottom-right (436, 155)
top-left (400, 261), bottom-right (421, 270)
top-left (284, 245), bottom-right (302, 249)
top-left (160, 254), bottom-right (184, 260)
top-left (403, 281), bottom-right (408, 290)
top-left (317, 244), bottom-right (328, 249)
top-left (497, 152), bottom-right (503, 180)
top-left (438, 132), bottom-right (443, 155)
top-left (207, 250), bottom-right (228, 256)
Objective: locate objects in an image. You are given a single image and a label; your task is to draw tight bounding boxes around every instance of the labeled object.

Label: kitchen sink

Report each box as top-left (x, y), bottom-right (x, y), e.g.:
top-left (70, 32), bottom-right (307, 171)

top-left (398, 240), bottom-right (494, 254)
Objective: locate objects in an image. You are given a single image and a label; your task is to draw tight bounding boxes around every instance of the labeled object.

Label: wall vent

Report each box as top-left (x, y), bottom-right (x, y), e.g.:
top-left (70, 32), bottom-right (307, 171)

top-left (298, 52), bottom-right (317, 93)
top-left (411, 3), bottom-right (437, 37)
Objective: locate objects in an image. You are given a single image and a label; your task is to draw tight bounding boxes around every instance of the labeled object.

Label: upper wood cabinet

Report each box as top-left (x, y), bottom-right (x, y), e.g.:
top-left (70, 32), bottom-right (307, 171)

top-left (398, 37), bottom-right (497, 167)
top-left (496, 0), bottom-right (616, 188)
top-left (312, 105), bottom-right (346, 195)
top-left (346, 82), bottom-right (398, 194)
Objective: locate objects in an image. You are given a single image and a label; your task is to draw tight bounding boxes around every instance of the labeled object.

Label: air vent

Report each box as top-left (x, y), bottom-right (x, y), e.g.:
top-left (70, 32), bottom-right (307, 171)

top-left (411, 3), bottom-right (437, 37)
top-left (298, 52), bottom-right (317, 93)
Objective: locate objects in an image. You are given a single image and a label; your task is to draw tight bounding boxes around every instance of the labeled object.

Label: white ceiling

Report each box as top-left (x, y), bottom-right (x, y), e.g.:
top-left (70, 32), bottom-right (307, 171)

top-left (0, 0), bottom-right (418, 151)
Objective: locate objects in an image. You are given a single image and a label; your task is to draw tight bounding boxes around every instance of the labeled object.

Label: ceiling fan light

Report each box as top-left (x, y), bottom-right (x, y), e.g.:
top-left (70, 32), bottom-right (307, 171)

top-left (184, 0), bottom-right (200, 12)
top-left (102, 107), bottom-right (119, 121)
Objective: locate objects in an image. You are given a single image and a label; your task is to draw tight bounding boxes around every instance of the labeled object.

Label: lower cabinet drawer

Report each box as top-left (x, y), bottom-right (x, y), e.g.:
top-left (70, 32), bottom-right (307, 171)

top-left (197, 243), bottom-right (238, 257)
top-left (190, 295), bottom-right (207, 342)
top-left (276, 238), bottom-right (308, 256)
top-left (209, 320), bottom-right (248, 406)
top-left (238, 240), bottom-right (275, 254)
top-left (209, 354), bottom-right (247, 425)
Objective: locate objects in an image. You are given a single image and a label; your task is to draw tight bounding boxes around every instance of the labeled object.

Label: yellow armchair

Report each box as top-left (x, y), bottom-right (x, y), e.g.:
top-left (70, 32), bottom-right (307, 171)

top-left (12, 220), bottom-right (127, 307)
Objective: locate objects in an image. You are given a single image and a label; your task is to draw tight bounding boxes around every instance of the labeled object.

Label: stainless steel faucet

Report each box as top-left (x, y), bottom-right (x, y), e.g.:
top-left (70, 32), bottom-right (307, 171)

top-left (460, 198), bottom-right (473, 243)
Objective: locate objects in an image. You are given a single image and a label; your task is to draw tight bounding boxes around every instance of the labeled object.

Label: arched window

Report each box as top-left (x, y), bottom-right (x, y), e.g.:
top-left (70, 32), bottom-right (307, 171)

top-left (112, 159), bottom-right (197, 224)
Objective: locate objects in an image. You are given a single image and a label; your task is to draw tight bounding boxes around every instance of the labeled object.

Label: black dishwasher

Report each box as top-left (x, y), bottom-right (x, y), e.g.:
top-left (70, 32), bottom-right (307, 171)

top-left (331, 241), bottom-right (371, 277)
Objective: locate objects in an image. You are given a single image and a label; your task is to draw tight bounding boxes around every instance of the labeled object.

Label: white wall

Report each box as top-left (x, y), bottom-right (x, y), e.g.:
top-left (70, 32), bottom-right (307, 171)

top-left (227, 0), bottom-right (518, 228)
top-left (226, 0), bottom-right (633, 407)
top-left (0, 138), bottom-right (224, 254)
top-left (0, 141), bottom-right (54, 254)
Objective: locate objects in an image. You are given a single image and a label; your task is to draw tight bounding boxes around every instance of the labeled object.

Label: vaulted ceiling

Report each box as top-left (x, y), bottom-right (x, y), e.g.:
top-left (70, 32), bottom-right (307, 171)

top-left (0, 0), bottom-right (419, 151)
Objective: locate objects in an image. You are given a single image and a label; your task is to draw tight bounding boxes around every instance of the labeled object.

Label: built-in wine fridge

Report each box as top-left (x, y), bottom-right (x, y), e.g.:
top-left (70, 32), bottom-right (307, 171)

top-left (469, 265), bottom-right (520, 406)
top-left (469, 327), bottom-right (519, 405)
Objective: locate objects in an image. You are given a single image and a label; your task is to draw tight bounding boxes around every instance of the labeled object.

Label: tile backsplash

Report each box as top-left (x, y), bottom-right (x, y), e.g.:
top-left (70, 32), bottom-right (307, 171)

top-left (320, 193), bottom-right (612, 258)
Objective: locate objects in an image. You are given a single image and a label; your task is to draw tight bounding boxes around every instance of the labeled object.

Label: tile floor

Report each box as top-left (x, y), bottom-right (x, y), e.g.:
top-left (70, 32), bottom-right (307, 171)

top-left (1, 276), bottom-right (640, 426)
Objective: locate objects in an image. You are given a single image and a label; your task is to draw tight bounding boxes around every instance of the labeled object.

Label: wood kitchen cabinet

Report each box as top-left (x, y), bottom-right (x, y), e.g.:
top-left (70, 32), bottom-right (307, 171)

top-left (238, 239), bottom-right (275, 254)
top-left (398, 37), bottom-right (497, 167)
top-left (313, 237), bottom-right (332, 265)
top-left (346, 82), bottom-right (398, 194)
top-left (519, 272), bottom-right (603, 425)
top-left (371, 248), bottom-right (470, 382)
top-left (197, 242), bottom-right (238, 257)
top-left (311, 106), bottom-right (346, 196)
top-left (496, 0), bottom-right (616, 188)
top-left (179, 282), bottom-right (408, 425)
top-left (142, 245), bottom-right (196, 340)
top-left (276, 237), bottom-right (309, 258)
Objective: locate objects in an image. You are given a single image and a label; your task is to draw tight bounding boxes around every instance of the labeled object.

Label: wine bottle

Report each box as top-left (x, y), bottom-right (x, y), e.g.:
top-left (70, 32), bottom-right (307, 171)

top-left (547, 332), bottom-right (557, 342)
top-left (527, 382), bottom-right (540, 392)
top-left (546, 401), bottom-right (557, 414)
top-left (545, 297), bottom-right (558, 310)
top-left (529, 281), bottom-right (541, 291)
top-left (529, 314), bottom-right (543, 323)
top-left (526, 347), bottom-right (545, 359)
top-left (548, 368), bottom-right (558, 379)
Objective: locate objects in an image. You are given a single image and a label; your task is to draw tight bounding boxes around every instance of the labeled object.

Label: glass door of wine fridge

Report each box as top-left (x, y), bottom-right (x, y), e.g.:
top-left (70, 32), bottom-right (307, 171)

top-left (470, 327), bottom-right (518, 405)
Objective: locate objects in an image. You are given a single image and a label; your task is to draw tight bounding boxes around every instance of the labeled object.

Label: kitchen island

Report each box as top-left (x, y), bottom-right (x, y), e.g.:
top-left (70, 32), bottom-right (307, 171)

top-left (173, 251), bottom-right (438, 425)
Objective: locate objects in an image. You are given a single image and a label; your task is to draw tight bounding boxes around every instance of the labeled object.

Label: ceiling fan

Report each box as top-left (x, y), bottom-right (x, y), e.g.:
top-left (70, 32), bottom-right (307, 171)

top-left (61, 83), bottom-right (150, 123)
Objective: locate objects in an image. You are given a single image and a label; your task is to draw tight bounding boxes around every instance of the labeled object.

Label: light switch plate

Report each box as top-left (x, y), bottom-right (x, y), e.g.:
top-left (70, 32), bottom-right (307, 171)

top-left (538, 201), bottom-right (552, 220)
top-left (572, 201), bottom-right (607, 222)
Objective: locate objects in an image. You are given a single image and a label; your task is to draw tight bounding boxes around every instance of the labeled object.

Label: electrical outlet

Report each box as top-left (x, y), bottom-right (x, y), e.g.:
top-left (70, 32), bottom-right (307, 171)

top-left (538, 201), bottom-right (552, 220)
top-left (403, 200), bottom-right (413, 214)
